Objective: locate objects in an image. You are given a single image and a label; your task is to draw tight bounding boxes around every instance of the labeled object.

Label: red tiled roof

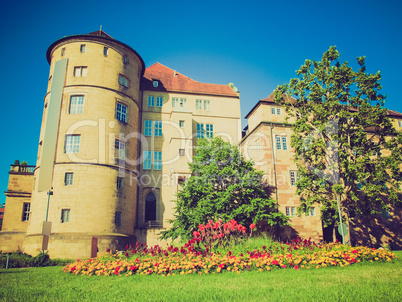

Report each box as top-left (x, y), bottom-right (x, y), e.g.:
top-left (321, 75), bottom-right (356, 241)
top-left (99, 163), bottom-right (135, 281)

top-left (141, 63), bottom-right (238, 97)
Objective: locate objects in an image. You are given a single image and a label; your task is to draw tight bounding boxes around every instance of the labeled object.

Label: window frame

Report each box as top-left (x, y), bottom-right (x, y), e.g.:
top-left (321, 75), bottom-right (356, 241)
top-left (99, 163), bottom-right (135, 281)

top-left (144, 120), bottom-right (152, 137)
top-left (148, 96), bottom-right (155, 107)
top-left (65, 135), bottom-right (81, 153)
top-left (116, 102), bottom-right (128, 123)
top-left (143, 151), bottom-right (152, 170)
top-left (115, 140), bottom-right (126, 160)
top-left (61, 209), bottom-right (70, 223)
top-left (197, 123), bottom-right (205, 139)
top-left (204, 100), bottom-right (210, 110)
top-left (118, 75), bottom-right (128, 88)
top-left (64, 172), bottom-right (73, 186)
top-left (69, 95), bottom-right (84, 114)
top-left (154, 121), bottom-right (162, 137)
top-left (196, 99), bottom-right (202, 110)
top-left (22, 202), bottom-right (30, 221)
top-left (74, 66), bottom-right (87, 77)
top-left (103, 47), bottom-right (108, 56)
top-left (117, 177), bottom-right (124, 190)
top-left (156, 96), bottom-right (163, 107)
top-left (115, 211), bottom-right (122, 226)
top-left (179, 120), bottom-right (185, 128)
top-left (80, 44), bottom-right (86, 53)
top-left (154, 151), bottom-right (162, 170)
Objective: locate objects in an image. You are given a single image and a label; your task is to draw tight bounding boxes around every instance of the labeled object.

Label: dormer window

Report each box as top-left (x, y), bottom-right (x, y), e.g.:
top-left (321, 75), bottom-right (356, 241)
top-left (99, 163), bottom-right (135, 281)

top-left (153, 81), bottom-right (159, 87)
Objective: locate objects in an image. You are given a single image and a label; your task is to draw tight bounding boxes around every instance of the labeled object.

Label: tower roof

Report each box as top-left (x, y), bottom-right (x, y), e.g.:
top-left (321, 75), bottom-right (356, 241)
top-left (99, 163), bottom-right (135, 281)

top-left (141, 63), bottom-right (239, 97)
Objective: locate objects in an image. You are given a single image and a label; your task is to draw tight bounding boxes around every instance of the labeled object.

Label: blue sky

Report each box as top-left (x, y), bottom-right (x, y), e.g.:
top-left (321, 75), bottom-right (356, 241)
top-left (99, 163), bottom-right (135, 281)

top-left (1, 0), bottom-right (401, 203)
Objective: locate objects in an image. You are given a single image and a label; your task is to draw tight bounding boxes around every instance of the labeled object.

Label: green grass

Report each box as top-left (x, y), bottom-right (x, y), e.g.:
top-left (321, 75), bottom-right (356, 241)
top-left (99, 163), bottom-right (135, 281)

top-left (0, 251), bottom-right (401, 301)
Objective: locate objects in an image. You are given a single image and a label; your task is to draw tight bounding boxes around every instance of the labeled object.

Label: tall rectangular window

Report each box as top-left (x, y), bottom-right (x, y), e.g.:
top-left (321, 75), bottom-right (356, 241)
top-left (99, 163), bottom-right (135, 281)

top-left (118, 75), bottom-right (128, 87)
top-left (104, 47), bottom-right (108, 56)
top-left (115, 140), bottom-right (126, 160)
top-left (115, 211), bottom-right (122, 226)
top-left (290, 171), bottom-right (297, 186)
top-left (148, 96), bottom-right (155, 107)
top-left (69, 95), bottom-right (84, 114)
top-left (179, 98), bottom-right (186, 108)
top-left (179, 120), bottom-right (184, 127)
top-left (74, 66), bottom-right (87, 77)
top-left (123, 55), bottom-right (128, 64)
top-left (143, 151), bottom-right (152, 170)
top-left (285, 206), bottom-right (296, 217)
top-left (61, 209), bottom-right (70, 223)
top-left (277, 108), bottom-right (281, 115)
top-left (197, 123), bottom-right (204, 138)
top-left (156, 97), bottom-right (163, 107)
top-left (196, 99), bottom-right (202, 110)
top-left (306, 207), bottom-right (315, 217)
top-left (206, 124), bottom-right (213, 138)
top-left (399, 121), bottom-right (402, 127)
top-left (61, 48), bottom-right (65, 56)
top-left (154, 121), bottom-right (162, 137)
top-left (116, 103), bottom-right (127, 123)
top-left (154, 151), bottom-right (162, 170)
top-left (80, 44), bottom-right (86, 53)
top-left (204, 100), bottom-right (210, 110)
top-left (172, 97), bottom-right (178, 108)
top-left (271, 107), bottom-right (276, 114)
top-left (282, 137), bottom-right (287, 150)
top-left (276, 136), bottom-right (282, 150)
top-left (144, 120), bottom-right (152, 136)
top-left (22, 203), bottom-right (30, 221)
top-left (65, 173), bottom-right (73, 186)
top-left (65, 135), bottom-right (80, 153)
top-left (117, 177), bottom-right (124, 190)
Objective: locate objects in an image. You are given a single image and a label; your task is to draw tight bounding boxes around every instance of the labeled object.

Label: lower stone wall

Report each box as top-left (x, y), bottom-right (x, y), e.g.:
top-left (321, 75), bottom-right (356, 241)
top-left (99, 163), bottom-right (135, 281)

top-left (0, 231), bottom-right (27, 252)
top-left (23, 233), bottom-right (137, 259)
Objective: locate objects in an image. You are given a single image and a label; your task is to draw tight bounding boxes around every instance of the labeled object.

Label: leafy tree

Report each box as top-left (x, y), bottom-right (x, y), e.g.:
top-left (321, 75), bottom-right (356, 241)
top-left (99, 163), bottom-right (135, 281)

top-left (274, 46), bottom-right (402, 227)
top-left (161, 137), bottom-right (288, 241)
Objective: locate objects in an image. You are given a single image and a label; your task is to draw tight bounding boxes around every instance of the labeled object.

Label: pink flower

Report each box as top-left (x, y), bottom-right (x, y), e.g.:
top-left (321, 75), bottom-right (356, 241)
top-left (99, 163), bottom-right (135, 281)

top-left (250, 223), bottom-right (256, 230)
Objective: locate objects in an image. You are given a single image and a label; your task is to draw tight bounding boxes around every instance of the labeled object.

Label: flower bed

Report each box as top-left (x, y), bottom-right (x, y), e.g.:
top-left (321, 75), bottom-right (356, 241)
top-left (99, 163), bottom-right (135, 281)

top-left (63, 221), bottom-right (396, 277)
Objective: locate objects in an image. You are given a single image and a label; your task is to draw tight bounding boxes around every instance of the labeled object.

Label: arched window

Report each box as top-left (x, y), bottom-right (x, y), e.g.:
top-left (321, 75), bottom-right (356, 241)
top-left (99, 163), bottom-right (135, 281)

top-left (145, 192), bottom-right (156, 221)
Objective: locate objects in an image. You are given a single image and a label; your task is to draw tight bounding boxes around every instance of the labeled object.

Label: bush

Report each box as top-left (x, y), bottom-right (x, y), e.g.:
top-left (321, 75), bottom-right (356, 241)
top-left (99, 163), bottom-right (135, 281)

top-left (0, 251), bottom-right (73, 268)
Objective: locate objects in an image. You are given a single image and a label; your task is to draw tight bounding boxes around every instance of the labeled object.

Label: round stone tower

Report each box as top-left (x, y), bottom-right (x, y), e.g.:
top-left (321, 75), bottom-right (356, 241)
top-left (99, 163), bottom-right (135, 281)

top-left (24, 30), bottom-right (144, 258)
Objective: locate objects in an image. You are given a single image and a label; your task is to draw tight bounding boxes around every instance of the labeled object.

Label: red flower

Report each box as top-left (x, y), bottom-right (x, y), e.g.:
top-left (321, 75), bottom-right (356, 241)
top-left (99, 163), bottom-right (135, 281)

top-left (193, 231), bottom-right (201, 238)
top-left (272, 260), bottom-right (279, 265)
top-left (250, 223), bottom-right (256, 230)
top-left (294, 265), bottom-right (299, 270)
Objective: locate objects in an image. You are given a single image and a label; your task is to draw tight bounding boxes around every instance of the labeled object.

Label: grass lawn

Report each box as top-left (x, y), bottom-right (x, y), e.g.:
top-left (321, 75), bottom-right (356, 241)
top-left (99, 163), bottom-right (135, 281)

top-left (0, 250), bottom-right (401, 302)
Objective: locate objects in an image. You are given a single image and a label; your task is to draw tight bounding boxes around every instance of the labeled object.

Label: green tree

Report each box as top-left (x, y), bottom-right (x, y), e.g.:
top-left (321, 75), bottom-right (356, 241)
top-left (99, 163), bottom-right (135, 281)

top-left (274, 46), bottom-right (402, 227)
top-left (161, 137), bottom-right (288, 241)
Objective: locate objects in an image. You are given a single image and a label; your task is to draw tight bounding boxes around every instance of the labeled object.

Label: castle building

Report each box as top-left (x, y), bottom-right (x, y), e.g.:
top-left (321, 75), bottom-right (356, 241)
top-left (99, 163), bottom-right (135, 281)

top-left (0, 30), bottom-right (240, 258)
top-left (240, 93), bottom-right (402, 248)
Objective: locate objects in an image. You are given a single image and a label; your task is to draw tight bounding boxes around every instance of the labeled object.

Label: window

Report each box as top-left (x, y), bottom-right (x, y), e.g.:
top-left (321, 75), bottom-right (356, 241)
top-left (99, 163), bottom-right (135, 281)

top-left (65, 135), bottom-right (80, 153)
top-left (271, 107), bottom-right (275, 114)
top-left (154, 121), bottom-right (162, 137)
top-left (118, 75), bottom-right (128, 87)
top-left (179, 149), bottom-right (185, 156)
top-left (61, 48), bottom-right (65, 56)
top-left (144, 120), bottom-right (152, 136)
top-left (123, 55), bottom-right (128, 64)
top-left (61, 209), bottom-right (70, 223)
top-left (381, 208), bottom-right (390, 220)
top-left (143, 151), bottom-right (152, 170)
top-left (115, 211), bottom-right (121, 226)
top-left (277, 108), bottom-right (281, 115)
top-left (116, 103), bottom-right (127, 123)
top-left (74, 66), bottom-right (87, 77)
top-left (399, 121), bottom-right (402, 127)
top-left (285, 206), bottom-right (296, 217)
top-left (154, 151), bottom-right (162, 170)
top-left (115, 140), bottom-right (126, 160)
top-left (290, 171), bottom-right (298, 186)
top-left (148, 96), bottom-right (155, 107)
top-left (145, 192), bottom-right (156, 221)
top-left (22, 203), bottom-right (30, 221)
top-left (206, 124), bottom-right (213, 138)
top-left (80, 44), bottom-right (86, 53)
top-left (173, 98), bottom-right (186, 109)
top-left (103, 47), bottom-right (108, 56)
top-left (156, 97), bottom-right (163, 107)
top-left (306, 207), bottom-right (315, 216)
top-left (179, 120), bottom-right (184, 128)
top-left (153, 81), bottom-right (158, 87)
top-left (197, 123), bottom-right (204, 138)
top-left (271, 107), bottom-right (281, 115)
top-left (196, 100), bottom-right (202, 110)
top-left (204, 100), bottom-right (210, 110)
top-left (117, 177), bottom-right (124, 190)
top-left (65, 173), bottom-right (73, 186)
top-left (276, 136), bottom-right (287, 150)
top-left (69, 95), bottom-right (84, 114)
